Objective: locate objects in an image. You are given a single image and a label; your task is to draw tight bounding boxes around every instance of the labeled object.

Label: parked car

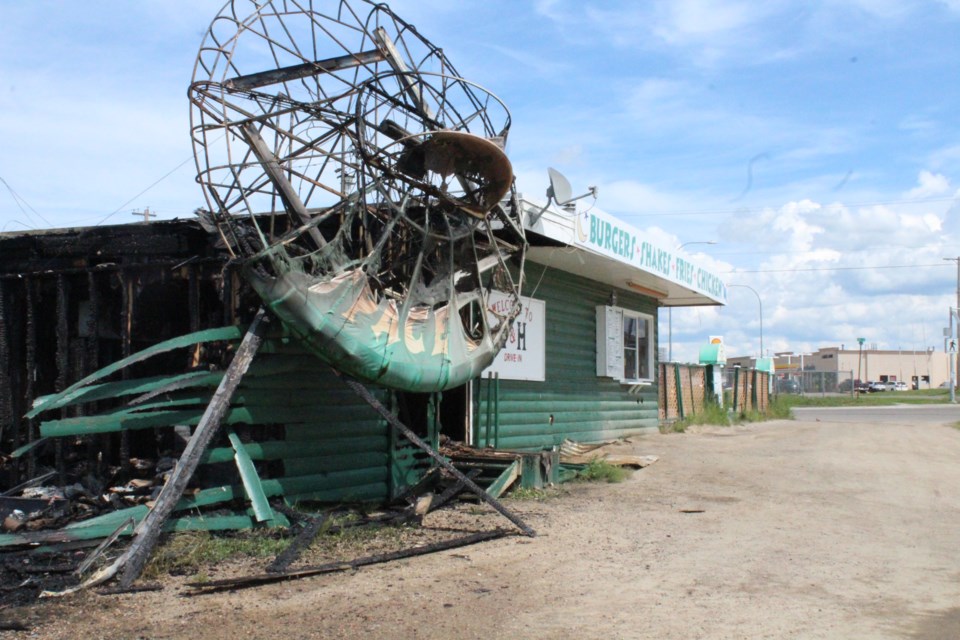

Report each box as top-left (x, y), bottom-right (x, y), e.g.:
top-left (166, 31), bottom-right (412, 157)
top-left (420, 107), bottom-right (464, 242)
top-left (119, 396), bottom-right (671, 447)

top-left (867, 381), bottom-right (887, 392)
top-left (855, 381), bottom-right (871, 393)
top-left (893, 381), bottom-right (908, 391)
top-left (776, 378), bottom-right (801, 394)
top-left (869, 381), bottom-right (900, 392)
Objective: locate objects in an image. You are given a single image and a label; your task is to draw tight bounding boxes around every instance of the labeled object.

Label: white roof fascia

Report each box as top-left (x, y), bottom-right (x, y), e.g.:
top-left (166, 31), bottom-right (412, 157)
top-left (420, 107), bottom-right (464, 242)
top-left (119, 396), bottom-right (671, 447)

top-left (519, 196), bottom-right (727, 307)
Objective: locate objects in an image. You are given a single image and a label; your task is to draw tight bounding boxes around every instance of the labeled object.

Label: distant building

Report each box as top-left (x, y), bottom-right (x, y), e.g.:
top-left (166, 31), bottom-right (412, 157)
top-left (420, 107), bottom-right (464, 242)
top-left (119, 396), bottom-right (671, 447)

top-left (728, 346), bottom-right (950, 390)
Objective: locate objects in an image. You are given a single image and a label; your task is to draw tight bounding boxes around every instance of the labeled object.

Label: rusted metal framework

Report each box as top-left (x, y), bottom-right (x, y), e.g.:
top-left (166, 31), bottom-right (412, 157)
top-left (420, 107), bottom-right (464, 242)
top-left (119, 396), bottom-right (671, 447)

top-left (0, 2), bottom-right (537, 597)
top-left (189, 0), bottom-right (526, 393)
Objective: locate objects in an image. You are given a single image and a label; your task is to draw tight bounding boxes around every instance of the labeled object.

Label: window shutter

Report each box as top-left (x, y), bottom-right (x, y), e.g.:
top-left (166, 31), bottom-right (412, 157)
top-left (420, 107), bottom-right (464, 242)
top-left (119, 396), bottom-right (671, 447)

top-left (596, 305), bottom-right (624, 379)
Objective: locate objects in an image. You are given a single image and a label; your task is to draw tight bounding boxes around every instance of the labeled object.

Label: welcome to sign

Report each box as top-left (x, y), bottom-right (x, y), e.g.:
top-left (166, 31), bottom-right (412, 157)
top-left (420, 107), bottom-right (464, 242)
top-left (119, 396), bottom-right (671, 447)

top-left (482, 292), bottom-right (545, 382)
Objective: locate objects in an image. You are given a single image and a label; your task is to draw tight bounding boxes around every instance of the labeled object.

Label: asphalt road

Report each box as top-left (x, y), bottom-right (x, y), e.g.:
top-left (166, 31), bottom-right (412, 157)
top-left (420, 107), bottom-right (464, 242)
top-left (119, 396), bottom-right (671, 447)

top-left (793, 403), bottom-right (960, 425)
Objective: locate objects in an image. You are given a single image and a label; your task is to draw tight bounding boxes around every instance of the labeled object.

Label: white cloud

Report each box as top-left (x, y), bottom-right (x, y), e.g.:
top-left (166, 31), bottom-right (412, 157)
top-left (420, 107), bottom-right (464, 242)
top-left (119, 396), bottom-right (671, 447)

top-left (650, 0), bottom-right (772, 45)
top-left (905, 171), bottom-right (952, 198)
top-left (596, 179), bottom-right (700, 219)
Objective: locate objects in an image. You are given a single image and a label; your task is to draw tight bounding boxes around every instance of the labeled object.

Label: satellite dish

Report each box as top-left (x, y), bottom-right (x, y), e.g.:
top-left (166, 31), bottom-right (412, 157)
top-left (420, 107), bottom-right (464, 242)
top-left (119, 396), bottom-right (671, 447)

top-left (529, 167), bottom-right (599, 224)
top-left (547, 167), bottom-right (573, 205)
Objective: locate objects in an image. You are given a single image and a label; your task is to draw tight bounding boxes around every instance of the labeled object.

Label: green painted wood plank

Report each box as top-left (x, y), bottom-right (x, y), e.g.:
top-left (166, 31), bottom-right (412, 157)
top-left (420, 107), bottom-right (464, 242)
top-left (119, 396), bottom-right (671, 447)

top-left (27, 325), bottom-right (243, 418)
top-left (30, 371), bottom-right (224, 415)
top-left (203, 441), bottom-right (386, 465)
top-left (227, 429), bottom-right (274, 523)
top-left (485, 460), bottom-right (520, 499)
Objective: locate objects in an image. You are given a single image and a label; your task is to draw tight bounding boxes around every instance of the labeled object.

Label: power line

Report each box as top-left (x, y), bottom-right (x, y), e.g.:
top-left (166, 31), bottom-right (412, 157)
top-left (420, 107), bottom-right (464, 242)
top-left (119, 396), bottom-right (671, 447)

top-left (95, 153), bottom-right (196, 226)
top-left (726, 262), bottom-right (953, 274)
top-left (617, 195), bottom-right (959, 218)
top-left (0, 175), bottom-right (52, 227)
top-left (709, 245), bottom-right (960, 257)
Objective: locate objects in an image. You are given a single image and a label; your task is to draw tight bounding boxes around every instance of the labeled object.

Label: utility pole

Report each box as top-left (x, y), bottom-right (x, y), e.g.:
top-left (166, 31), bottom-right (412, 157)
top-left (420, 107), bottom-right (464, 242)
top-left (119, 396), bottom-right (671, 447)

top-left (132, 207), bottom-right (155, 223)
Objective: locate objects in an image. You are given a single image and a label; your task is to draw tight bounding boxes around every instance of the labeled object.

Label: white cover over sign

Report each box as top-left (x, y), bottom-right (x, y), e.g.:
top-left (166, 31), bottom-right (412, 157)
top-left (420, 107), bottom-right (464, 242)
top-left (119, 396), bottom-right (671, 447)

top-left (482, 292), bottom-right (545, 381)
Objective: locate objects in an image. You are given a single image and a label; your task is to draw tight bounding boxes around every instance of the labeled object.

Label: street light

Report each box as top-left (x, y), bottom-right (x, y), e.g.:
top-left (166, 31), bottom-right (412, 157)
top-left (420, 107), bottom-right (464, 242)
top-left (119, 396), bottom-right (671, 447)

top-left (668, 241), bottom-right (717, 361)
top-left (798, 352), bottom-right (813, 395)
top-left (728, 283), bottom-right (763, 357)
top-left (856, 337), bottom-right (865, 398)
top-left (944, 257), bottom-right (959, 401)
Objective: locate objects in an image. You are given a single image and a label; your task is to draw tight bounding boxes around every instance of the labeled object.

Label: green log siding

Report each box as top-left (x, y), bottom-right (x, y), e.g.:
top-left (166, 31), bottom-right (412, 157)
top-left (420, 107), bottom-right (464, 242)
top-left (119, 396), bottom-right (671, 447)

top-left (238, 352), bottom-right (393, 504)
top-left (475, 262), bottom-right (659, 450)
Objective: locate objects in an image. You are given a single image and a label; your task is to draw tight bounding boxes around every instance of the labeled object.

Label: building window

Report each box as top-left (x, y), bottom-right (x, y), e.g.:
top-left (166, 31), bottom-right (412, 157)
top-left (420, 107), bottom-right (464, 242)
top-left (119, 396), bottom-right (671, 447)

top-left (596, 306), bottom-right (654, 382)
top-left (622, 312), bottom-right (651, 380)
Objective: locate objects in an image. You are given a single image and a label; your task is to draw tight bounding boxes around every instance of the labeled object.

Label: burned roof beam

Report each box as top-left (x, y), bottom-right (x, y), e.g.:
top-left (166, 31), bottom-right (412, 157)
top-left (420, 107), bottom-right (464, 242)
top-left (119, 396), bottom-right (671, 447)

top-left (224, 49), bottom-right (385, 91)
top-left (186, 529), bottom-right (511, 595)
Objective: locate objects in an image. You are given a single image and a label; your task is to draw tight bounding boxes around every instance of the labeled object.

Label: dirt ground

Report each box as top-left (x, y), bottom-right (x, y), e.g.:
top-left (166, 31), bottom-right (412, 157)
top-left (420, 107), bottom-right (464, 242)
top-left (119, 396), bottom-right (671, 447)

top-left (7, 410), bottom-right (960, 640)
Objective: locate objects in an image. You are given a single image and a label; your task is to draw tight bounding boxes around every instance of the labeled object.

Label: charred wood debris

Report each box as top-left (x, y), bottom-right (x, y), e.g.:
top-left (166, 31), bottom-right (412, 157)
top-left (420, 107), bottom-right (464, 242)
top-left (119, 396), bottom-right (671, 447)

top-left (0, 220), bottom-right (533, 609)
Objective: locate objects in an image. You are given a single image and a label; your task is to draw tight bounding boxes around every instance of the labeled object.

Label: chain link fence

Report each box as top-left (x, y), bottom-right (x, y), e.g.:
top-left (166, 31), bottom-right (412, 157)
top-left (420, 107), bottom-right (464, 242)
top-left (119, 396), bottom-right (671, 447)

top-left (770, 370), bottom-right (856, 395)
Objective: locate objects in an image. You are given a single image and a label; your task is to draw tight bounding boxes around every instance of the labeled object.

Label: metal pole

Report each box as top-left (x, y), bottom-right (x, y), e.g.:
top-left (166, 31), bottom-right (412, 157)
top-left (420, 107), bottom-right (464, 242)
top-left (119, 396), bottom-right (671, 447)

top-left (671, 241), bottom-right (717, 362)
top-left (857, 343), bottom-right (863, 398)
top-left (950, 308), bottom-right (956, 404)
top-left (800, 353), bottom-right (804, 396)
top-left (729, 284), bottom-right (763, 357)
top-left (943, 257), bottom-right (960, 396)
top-left (668, 307), bottom-right (672, 362)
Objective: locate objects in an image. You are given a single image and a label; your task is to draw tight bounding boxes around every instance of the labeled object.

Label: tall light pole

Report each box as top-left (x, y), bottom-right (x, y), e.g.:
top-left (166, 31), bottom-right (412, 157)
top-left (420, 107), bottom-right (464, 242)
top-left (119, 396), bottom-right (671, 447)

top-left (857, 337), bottom-right (865, 398)
top-left (798, 351), bottom-right (812, 395)
top-left (944, 257), bottom-right (960, 396)
top-left (728, 283), bottom-right (763, 357)
top-left (669, 241), bottom-right (717, 361)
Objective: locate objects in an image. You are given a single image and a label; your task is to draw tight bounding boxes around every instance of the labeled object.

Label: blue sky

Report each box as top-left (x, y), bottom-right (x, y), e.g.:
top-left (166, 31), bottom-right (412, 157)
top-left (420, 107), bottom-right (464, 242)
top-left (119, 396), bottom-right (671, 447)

top-left (2, 0), bottom-right (960, 364)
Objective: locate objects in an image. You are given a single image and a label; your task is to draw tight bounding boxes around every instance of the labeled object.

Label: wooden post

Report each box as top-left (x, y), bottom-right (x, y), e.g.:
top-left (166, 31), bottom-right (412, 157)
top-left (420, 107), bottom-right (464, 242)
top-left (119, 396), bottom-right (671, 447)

top-left (42, 309), bottom-right (271, 597)
top-left (339, 373), bottom-right (535, 537)
top-left (115, 308), bottom-right (269, 587)
top-left (674, 364), bottom-right (684, 419)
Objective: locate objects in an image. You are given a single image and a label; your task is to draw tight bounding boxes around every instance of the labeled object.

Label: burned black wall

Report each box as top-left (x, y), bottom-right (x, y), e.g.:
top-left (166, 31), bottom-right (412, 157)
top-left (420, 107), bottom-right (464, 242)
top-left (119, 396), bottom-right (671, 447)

top-left (0, 220), bottom-right (235, 485)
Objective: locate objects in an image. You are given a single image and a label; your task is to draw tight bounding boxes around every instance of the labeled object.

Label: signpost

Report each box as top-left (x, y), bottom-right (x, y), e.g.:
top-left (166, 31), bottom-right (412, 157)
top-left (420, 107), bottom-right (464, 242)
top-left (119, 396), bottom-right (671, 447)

top-left (856, 337), bottom-right (865, 399)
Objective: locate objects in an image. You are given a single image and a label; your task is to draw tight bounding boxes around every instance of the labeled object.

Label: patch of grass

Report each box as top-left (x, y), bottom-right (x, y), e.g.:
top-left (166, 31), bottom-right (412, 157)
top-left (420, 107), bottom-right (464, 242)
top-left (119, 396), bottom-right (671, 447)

top-left (575, 459), bottom-right (632, 483)
top-left (507, 487), bottom-right (554, 501)
top-left (661, 401), bottom-right (727, 432)
top-left (663, 396), bottom-right (793, 431)
top-left (144, 528), bottom-right (291, 579)
top-left (739, 395), bottom-right (793, 422)
top-left (659, 419), bottom-right (687, 433)
top-left (778, 388), bottom-right (950, 408)
top-left (778, 389), bottom-right (950, 407)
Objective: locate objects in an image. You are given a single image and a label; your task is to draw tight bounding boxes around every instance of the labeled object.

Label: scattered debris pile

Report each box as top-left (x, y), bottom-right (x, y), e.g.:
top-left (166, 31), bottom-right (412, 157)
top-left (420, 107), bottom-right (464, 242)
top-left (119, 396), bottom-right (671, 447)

top-left (558, 439), bottom-right (660, 469)
top-left (0, 460), bottom-right (523, 607)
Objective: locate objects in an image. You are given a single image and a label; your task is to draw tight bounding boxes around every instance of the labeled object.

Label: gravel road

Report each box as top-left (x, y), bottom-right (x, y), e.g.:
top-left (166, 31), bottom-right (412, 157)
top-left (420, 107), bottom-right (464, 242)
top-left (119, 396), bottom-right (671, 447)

top-left (11, 407), bottom-right (960, 639)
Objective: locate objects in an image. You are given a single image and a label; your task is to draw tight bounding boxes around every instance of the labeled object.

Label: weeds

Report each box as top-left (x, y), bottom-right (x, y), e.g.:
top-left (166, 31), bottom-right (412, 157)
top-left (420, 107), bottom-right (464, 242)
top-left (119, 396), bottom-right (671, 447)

top-left (507, 487), bottom-right (554, 501)
top-left (662, 396), bottom-right (793, 432)
top-left (144, 529), bottom-right (290, 579)
top-left (575, 459), bottom-right (632, 483)
top-left (779, 388), bottom-right (950, 408)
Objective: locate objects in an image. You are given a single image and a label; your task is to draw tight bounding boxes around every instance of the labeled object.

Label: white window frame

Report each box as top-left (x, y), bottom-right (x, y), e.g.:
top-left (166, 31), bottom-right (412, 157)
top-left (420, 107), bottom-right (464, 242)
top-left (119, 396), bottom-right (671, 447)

top-left (596, 305), bottom-right (655, 384)
top-left (621, 309), bottom-right (654, 382)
